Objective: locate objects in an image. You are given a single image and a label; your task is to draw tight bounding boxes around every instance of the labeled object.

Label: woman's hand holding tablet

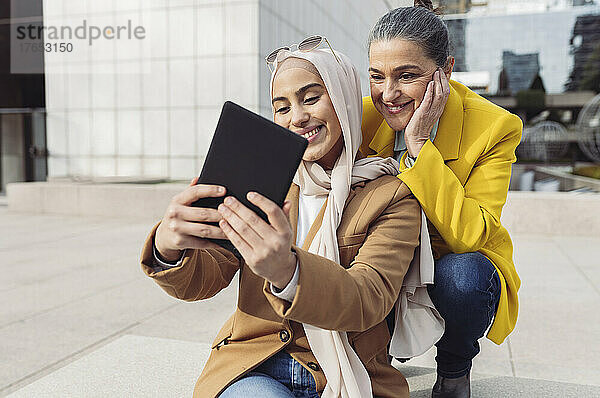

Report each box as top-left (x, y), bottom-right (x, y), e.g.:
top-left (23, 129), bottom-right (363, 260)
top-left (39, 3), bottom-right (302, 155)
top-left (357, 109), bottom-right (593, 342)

top-left (218, 192), bottom-right (297, 290)
top-left (154, 177), bottom-right (297, 290)
top-left (154, 177), bottom-right (229, 263)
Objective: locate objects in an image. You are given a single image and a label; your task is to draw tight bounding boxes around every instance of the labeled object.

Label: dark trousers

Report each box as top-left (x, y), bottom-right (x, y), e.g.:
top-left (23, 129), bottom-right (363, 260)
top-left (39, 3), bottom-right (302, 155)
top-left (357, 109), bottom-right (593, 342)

top-left (427, 252), bottom-right (501, 378)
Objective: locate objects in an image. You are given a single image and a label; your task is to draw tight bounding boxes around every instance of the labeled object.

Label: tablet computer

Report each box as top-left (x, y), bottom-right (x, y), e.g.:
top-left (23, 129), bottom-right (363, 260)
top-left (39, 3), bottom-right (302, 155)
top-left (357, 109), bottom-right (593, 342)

top-left (192, 101), bottom-right (308, 254)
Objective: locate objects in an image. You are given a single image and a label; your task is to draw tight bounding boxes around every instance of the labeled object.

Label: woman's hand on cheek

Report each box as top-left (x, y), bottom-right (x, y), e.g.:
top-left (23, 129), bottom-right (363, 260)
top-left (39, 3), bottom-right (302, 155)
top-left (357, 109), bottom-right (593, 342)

top-left (218, 193), bottom-right (296, 290)
top-left (404, 67), bottom-right (450, 158)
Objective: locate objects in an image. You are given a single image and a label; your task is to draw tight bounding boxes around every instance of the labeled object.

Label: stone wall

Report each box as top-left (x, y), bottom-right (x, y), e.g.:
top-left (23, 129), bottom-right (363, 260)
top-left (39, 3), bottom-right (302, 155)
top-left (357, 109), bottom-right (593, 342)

top-left (7, 181), bottom-right (600, 236)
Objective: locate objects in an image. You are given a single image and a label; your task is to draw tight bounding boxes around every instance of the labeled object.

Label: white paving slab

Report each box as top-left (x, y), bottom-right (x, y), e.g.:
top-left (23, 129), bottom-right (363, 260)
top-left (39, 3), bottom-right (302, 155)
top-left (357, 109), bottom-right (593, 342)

top-left (6, 335), bottom-right (211, 398)
top-left (2, 208), bottom-right (600, 396)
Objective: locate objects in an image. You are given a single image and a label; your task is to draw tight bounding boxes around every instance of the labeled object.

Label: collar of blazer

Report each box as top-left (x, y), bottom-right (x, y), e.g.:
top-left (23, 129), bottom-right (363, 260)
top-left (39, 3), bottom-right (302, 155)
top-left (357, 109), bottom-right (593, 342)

top-left (365, 80), bottom-right (465, 161)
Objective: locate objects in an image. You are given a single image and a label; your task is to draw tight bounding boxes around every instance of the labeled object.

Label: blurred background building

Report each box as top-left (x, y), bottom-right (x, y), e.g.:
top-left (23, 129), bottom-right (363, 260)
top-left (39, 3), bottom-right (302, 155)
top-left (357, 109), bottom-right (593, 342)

top-left (441, 0), bottom-right (473, 13)
top-left (0, 0), bottom-right (599, 191)
top-left (501, 51), bottom-right (541, 94)
top-left (0, 1), bottom-right (46, 194)
top-left (445, 1), bottom-right (600, 94)
top-left (565, 12), bottom-right (600, 91)
top-left (0, 0), bottom-right (414, 188)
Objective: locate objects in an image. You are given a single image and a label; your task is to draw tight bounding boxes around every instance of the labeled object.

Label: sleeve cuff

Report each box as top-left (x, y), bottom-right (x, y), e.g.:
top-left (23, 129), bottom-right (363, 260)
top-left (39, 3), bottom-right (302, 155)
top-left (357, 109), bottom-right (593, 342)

top-left (270, 260), bottom-right (299, 302)
top-left (152, 243), bottom-right (186, 271)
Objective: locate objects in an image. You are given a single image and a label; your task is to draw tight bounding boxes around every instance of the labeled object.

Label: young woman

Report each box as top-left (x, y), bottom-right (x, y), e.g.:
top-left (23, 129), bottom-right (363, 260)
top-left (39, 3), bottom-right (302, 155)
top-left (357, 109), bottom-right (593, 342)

top-left (362, 2), bottom-right (523, 396)
top-left (141, 46), bottom-right (422, 397)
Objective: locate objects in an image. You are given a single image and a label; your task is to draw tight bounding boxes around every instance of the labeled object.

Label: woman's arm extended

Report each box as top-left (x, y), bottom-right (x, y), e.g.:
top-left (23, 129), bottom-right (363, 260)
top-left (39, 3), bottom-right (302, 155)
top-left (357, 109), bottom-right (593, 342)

top-left (141, 222), bottom-right (241, 301)
top-left (398, 113), bottom-right (522, 253)
top-left (263, 182), bottom-right (421, 332)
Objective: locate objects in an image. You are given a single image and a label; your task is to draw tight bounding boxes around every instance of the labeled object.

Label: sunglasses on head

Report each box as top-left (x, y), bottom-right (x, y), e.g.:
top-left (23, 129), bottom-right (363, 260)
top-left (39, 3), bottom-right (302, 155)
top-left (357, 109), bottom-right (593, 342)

top-left (265, 35), bottom-right (342, 72)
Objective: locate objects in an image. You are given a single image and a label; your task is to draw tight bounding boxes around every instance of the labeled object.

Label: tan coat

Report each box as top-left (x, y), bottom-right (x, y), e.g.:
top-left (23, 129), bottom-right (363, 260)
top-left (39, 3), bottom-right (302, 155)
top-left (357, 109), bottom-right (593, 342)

top-left (140, 175), bottom-right (421, 398)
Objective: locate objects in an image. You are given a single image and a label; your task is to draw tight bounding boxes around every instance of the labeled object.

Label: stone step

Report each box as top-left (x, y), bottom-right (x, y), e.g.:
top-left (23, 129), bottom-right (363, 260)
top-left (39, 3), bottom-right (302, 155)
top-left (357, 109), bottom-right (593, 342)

top-left (7, 335), bottom-right (600, 398)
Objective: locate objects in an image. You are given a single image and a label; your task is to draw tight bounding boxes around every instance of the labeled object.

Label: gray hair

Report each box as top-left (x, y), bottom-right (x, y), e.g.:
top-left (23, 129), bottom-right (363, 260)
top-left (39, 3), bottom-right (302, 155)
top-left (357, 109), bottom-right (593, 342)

top-left (367, 4), bottom-right (450, 67)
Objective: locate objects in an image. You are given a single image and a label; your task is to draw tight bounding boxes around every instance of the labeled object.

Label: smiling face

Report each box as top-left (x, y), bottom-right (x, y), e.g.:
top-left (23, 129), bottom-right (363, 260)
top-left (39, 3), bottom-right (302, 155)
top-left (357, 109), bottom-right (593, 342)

top-left (369, 38), bottom-right (450, 132)
top-left (271, 64), bottom-right (343, 170)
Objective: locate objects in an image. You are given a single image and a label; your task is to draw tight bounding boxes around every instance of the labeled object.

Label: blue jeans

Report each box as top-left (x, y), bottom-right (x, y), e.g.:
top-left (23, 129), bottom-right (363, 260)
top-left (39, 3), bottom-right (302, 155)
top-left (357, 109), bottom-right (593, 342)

top-left (219, 351), bottom-right (319, 398)
top-left (427, 252), bottom-right (501, 379)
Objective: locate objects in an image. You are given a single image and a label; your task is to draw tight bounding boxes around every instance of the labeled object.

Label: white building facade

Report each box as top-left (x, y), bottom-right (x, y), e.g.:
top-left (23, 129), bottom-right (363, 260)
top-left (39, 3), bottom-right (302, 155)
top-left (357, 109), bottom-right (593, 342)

top-left (42, 0), bottom-right (409, 181)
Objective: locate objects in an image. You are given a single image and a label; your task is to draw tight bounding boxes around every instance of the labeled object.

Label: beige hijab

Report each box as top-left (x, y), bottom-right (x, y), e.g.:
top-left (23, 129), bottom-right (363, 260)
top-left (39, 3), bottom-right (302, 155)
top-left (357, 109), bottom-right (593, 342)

top-left (271, 49), bottom-right (398, 398)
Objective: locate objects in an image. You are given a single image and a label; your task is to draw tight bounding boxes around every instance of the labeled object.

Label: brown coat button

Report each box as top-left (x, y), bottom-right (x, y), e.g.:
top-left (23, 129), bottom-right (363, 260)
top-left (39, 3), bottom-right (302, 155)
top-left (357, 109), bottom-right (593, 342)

top-left (307, 362), bottom-right (320, 371)
top-left (279, 330), bottom-right (290, 343)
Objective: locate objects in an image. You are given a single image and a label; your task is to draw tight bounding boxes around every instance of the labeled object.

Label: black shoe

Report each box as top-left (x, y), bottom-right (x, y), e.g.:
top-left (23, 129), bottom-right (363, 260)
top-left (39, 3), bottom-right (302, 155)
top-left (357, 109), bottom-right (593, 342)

top-left (431, 372), bottom-right (471, 398)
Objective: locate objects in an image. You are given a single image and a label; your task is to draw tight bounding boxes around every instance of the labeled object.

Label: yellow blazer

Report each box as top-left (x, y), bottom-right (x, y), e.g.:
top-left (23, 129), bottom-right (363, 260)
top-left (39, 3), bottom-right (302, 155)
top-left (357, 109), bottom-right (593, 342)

top-left (360, 80), bottom-right (522, 344)
top-left (141, 176), bottom-right (421, 397)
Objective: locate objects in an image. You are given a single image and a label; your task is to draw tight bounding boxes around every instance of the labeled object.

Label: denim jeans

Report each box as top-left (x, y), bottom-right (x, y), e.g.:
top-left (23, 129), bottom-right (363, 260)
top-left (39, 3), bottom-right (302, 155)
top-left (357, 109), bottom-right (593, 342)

top-left (218, 351), bottom-right (319, 398)
top-left (427, 252), bottom-right (501, 379)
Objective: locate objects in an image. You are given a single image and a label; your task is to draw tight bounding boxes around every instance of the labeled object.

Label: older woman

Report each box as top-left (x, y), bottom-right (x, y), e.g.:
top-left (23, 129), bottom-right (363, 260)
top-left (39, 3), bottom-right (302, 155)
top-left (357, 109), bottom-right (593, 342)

top-left (362, 2), bottom-right (523, 397)
top-left (141, 45), bottom-right (422, 397)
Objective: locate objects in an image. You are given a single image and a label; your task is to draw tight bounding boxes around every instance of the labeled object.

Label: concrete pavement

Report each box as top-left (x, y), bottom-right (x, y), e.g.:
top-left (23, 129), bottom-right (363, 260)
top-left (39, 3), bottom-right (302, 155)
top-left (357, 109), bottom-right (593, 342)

top-left (1, 207), bottom-right (599, 397)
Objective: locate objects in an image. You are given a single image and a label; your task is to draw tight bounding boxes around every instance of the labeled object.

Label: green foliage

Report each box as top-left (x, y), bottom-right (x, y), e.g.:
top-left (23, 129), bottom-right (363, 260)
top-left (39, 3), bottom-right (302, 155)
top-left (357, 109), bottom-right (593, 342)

top-left (529, 74), bottom-right (546, 92)
top-left (573, 166), bottom-right (600, 179)
top-left (516, 89), bottom-right (546, 110)
top-left (580, 41), bottom-right (600, 93)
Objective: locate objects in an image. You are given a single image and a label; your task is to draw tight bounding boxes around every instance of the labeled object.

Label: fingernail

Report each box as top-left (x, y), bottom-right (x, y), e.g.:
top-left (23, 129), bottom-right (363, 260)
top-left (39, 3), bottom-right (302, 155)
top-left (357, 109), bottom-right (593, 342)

top-left (217, 186), bottom-right (224, 193)
top-left (224, 197), bottom-right (233, 205)
top-left (247, 192), bottom-right (256, 199)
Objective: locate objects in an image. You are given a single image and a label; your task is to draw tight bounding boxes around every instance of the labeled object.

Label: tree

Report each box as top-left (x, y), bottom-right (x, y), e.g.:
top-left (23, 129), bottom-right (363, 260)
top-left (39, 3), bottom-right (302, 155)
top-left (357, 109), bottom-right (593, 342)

top-left (580, 41), bottom-right (600, 93)
top-left (529, 73), bottom-right (546, 92)
top-left (498, 68), bottom-right (510, 95)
